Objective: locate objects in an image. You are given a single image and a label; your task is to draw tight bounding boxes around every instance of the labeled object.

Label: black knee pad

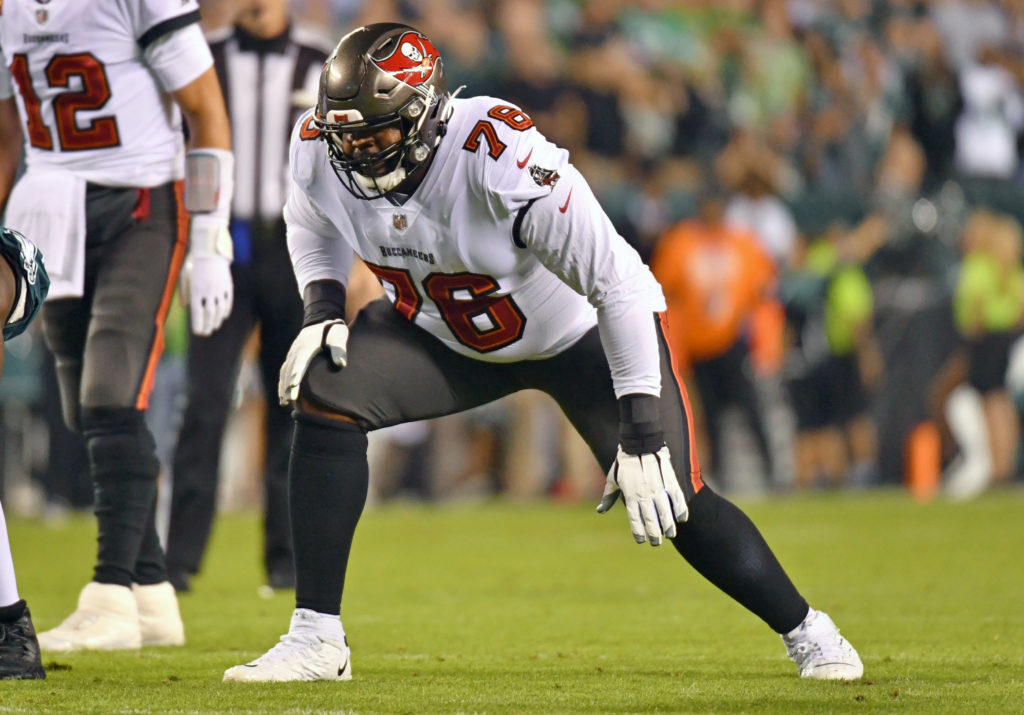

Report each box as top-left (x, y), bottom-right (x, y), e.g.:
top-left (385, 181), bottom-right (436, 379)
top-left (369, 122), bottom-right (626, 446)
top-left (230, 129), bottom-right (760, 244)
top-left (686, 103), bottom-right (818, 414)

top-left (292, 409), bottom-right (368, 458)
top-left (81, 407), bottom-right (160, 481)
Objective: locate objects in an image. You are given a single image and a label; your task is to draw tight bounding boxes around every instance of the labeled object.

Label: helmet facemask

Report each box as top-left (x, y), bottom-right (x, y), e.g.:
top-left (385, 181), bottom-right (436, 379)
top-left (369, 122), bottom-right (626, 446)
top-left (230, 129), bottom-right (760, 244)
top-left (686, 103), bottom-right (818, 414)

top-left (317, 89), bottom-right (440, 198)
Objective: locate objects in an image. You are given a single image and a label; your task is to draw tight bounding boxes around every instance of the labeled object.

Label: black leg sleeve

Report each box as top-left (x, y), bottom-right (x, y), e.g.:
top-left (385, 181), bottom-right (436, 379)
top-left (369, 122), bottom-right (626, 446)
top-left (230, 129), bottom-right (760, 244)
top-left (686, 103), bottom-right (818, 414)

top-left (672, 487), bottom-right (808, 633)
top-left (290, 412), bottom-right (369, 616)
top-left (133, 498), bottom-right (168, 585)
top-left (82, 407), bottom-right (164, 587)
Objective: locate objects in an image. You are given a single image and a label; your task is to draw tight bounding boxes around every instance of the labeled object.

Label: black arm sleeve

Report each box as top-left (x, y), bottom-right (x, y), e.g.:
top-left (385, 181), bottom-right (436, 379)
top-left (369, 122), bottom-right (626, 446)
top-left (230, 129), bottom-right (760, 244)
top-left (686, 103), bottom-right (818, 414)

top-left (302, 279), bottom-right (347, 327)
top-left (617, 393), bottom-right (665, 455)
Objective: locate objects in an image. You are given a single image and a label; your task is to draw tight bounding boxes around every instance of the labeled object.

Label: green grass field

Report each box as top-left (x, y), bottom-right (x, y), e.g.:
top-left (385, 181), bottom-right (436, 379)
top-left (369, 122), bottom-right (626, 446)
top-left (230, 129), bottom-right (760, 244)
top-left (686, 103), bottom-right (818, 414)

top-left (2, 489), bottom-right (1022, 713)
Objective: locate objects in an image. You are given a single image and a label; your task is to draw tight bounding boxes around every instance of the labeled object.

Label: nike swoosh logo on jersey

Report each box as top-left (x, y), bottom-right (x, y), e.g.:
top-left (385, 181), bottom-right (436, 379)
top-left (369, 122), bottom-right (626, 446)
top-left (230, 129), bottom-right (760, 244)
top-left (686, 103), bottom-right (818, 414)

top-left (516, 148), bottom-right (533, 169)
top-left (559, 188), bottom-right (573, 213)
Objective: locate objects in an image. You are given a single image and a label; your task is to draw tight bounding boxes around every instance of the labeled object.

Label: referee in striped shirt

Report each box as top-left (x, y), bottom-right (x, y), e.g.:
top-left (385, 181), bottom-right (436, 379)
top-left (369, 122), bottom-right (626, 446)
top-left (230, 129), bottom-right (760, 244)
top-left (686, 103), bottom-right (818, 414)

top-left (165, 0), bottom-right (331, 592)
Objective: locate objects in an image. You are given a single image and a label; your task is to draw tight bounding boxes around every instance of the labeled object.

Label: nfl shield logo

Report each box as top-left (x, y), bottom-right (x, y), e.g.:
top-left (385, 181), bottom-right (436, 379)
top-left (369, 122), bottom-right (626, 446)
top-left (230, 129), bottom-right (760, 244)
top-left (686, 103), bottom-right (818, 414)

top-left (393, 213), bottom-right (407, 230)
top-left (35, 8), bottom-right (47, 23)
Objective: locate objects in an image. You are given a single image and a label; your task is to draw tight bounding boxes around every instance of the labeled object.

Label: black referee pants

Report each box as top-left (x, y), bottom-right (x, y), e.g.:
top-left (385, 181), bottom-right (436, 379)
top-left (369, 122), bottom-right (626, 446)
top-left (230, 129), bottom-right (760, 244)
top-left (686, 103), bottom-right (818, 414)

top-left (165, 219), bottom-right (302, 585)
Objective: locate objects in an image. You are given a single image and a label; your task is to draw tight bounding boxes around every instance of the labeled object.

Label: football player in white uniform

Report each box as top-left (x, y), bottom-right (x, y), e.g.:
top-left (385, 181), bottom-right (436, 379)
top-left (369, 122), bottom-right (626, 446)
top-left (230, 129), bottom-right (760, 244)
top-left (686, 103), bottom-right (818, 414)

top-left (224, 23), bottom-right (863, 684)
top-left (0, 0), bottom-right (234, 651)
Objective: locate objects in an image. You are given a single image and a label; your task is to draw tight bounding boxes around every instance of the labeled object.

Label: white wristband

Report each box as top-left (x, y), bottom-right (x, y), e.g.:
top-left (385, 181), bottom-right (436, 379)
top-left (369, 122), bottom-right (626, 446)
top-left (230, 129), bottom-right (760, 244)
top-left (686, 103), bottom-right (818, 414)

top-left (185, 148), bottom-right (234, 221)
top-left (189, 214), bottom-right (233, 259)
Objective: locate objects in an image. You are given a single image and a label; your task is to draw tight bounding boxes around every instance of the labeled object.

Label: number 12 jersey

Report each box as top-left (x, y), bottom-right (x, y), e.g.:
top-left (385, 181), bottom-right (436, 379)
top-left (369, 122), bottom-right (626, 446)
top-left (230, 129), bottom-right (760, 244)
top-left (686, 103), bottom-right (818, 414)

top-left (0, 0), bottom-right (211, 187)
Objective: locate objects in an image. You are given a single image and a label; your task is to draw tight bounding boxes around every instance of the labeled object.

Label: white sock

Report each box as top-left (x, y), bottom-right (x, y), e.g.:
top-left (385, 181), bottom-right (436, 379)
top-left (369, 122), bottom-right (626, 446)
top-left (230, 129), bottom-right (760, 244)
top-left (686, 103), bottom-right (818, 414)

top-left (290, 608), bottom-right (345, 642)
top-left (0, 501), bottom-right (21, 607)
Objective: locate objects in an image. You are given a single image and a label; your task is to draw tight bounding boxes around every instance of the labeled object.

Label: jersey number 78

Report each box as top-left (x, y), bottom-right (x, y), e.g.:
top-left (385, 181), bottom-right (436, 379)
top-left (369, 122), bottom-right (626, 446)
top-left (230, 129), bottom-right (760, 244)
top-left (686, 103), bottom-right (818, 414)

top-left (461, 105), bottom-right (533, 160)
top-left (365, 262), bottom-right (527, 353)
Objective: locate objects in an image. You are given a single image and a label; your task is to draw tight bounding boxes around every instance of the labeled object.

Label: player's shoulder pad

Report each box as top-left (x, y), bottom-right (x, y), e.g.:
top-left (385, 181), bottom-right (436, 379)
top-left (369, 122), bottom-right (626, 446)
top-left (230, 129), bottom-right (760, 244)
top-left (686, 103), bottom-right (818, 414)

top-left (453, 95), bottom-right (536, 162)
top-left (450, 95), bottom-right (563, 201)
top-left (292, 107), bottom-right (321, 143)
top-left (137, 0), bottom-right (202, 49)
top-left (289, 108), bottom-right (326, 190)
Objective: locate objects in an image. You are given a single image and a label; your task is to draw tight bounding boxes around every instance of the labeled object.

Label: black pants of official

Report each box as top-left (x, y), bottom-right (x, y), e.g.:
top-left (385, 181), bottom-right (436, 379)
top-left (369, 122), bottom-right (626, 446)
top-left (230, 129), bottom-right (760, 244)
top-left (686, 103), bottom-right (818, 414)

top-left (165, 219), bottom-right (302, 585)
top-left (691, 337), bottom-right (774, 486)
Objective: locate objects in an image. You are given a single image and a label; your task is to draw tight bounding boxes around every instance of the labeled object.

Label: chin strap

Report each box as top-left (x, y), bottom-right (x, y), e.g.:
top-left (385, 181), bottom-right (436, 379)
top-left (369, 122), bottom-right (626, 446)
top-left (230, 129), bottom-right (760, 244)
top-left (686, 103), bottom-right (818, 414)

top-left (435, 85), bottom-right (462, 137)
top-left (354, 165), bottom-right (408, 193)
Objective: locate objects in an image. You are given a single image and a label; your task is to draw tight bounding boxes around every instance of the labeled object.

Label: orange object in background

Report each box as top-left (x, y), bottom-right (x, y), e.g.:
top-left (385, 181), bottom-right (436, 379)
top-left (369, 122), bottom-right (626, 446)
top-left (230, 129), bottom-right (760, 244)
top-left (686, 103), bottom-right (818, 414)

top-left (906, 420), bottom-right (941, 502)
top-left (749, 297), bottom-right (786, 376)
top-left (651, 219), bottom-right (776, 366)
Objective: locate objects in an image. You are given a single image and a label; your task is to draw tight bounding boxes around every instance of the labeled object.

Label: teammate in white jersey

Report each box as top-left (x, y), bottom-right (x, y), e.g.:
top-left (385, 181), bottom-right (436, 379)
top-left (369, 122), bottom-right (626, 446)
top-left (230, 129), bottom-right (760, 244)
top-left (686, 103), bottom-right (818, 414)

top-left (224, 23), bottom-right (863, 684)
top-left (0, 0), bottom-right (235, 651)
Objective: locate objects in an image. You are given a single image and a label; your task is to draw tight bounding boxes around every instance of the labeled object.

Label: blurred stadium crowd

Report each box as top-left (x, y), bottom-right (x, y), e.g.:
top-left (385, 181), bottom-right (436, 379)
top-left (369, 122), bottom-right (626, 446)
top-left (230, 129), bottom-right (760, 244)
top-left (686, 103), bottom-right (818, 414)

top-left (4, 0), bottom-right (1024, 518)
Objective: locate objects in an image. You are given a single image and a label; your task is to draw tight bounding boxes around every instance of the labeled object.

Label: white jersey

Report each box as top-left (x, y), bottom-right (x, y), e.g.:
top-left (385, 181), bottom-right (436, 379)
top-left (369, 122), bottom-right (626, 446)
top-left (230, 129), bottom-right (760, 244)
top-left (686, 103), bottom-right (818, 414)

top-left (0, 0), bottom-right (211, 187)
top-left (285, 96), bottom-right (667, 397)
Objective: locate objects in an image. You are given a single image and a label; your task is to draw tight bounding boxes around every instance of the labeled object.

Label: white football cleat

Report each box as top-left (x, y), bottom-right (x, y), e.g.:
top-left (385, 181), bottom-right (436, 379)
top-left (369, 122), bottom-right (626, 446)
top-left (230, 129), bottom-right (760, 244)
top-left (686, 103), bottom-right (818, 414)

top-left (223, 608), bottom-right (351, 683)
top-left (133, 582), bottom-right (185, 647)
top-left (782, 608), bottom-right (864, 680)
top-left (38, 582), bottom-right (142, 652)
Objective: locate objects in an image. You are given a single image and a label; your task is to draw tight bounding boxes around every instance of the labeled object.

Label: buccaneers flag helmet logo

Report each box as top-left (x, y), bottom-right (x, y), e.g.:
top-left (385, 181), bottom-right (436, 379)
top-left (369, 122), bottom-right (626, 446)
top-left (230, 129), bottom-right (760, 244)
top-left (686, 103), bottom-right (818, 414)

top-left (372, 31), bottom-right (439, 87)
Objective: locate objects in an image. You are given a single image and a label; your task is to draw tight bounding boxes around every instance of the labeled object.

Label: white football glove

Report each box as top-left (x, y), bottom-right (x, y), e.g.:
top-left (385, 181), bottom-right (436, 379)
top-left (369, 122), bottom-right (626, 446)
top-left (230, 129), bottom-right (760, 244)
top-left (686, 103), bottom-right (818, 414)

top-left (278, 319), bottom-right (349, 405)
top-left (180, 215), bottom-right (234, 336)
top-left (597, 445), bottom-right (688, 546)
